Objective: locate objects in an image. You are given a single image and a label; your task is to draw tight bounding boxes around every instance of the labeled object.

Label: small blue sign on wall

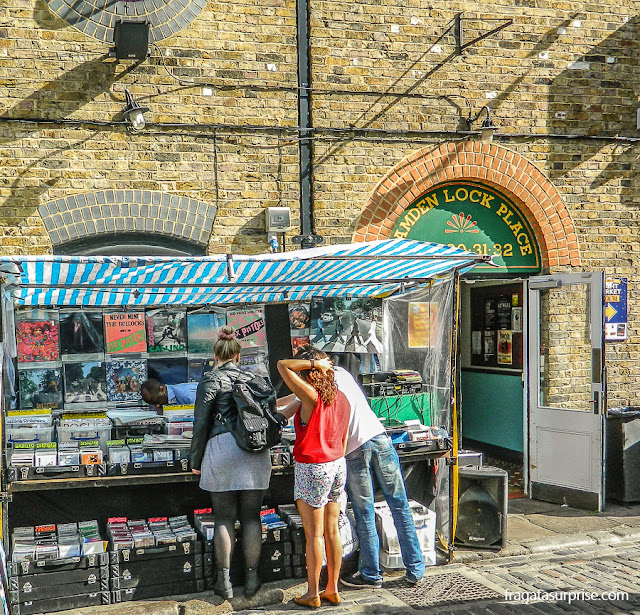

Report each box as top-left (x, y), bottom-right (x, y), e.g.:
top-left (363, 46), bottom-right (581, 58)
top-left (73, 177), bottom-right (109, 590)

top-left (605, 277), bottom-right (627, 341)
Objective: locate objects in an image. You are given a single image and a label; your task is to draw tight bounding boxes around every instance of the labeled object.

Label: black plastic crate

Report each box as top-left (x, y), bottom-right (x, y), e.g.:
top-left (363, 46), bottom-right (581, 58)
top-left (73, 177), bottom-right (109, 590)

top-left (8, 553), bottom-right (108, 577)
top-left (111, 579), bottom-right (204, 602)
top-left (109, 539), bottom-right (201, 563)
top-left (110, 557), bottom-right (203, 590)
top-left (10, 568), bottom-right (109, 603)
top-left (11, 591), bottom-right (109, 615)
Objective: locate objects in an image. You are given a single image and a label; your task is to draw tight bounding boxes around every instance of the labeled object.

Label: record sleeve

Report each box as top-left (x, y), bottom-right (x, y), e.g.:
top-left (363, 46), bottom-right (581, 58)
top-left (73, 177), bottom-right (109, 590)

top-left (147, 310), bottom-right (187, 353)
top-left (147, 357), bottom-right (188, 385)
top-left (227, 307), bottom-right (266, 349)
top-left (59, 312), bottom-right (104, 356)
top-left (310, 297), bottom-right (382, 354)
top-left (104, 313), bottom-right (147, 354)
top-left (63, 361), bottom-right (107, 404)
top-left (288, 303), bottom-right (310, 330)
top-left (106, 359), bottom-right (147, 403)
top-left (15, 311), bottom-right (60, 363)
top-left (18, 366), bottom-right (63, 410)
top-left (187, 311), bottom-right (226, 355)
top-left (187, 358), bottom-right (215, 382)
top-left (290, 334), bottom-right (310, 354)
top-left (239, 349), bottom-right (269, 377)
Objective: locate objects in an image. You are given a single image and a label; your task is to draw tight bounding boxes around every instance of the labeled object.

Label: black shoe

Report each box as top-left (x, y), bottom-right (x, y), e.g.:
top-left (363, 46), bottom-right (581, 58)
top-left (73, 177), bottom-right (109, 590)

top-left (340, 572), bottom-right (382, 589)
top-left (213, 568), bottom-right (233, 600)
top-left (244, 568), bottom-right (261, 598)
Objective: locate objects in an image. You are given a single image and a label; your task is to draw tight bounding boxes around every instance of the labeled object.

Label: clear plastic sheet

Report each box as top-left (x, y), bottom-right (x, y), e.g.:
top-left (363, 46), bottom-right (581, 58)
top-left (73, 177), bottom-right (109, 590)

top-left (382, 277), bottom-right (456, 554)
top-left (382, 278), bottom-right (455, 432)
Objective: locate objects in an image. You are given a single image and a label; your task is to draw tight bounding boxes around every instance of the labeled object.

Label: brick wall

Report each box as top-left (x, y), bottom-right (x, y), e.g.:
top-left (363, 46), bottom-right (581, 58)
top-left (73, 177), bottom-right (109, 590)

top-left (1, 0), bottom-right (639, 402)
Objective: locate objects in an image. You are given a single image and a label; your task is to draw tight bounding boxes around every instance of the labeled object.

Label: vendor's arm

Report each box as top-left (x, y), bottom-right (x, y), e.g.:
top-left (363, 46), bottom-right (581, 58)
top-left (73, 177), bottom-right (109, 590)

top-left (189, 376), bottom-right (219, 474)
top-left (278, 398), bottom-right (301, 421)
top-left (277, 393), bottom-right (297, 407)
top-left (277, 357), bottom-right (332, 423)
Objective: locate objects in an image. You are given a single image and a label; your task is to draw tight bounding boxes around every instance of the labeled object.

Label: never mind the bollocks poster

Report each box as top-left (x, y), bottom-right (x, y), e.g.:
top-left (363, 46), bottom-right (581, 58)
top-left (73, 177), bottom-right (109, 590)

top-left (104, 313), bottom-right (147, 354)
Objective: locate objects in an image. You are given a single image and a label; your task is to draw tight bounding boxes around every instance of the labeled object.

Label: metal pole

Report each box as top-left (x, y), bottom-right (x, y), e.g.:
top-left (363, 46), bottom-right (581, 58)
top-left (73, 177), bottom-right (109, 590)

top-left (294, 0), bottom-right (322, 249)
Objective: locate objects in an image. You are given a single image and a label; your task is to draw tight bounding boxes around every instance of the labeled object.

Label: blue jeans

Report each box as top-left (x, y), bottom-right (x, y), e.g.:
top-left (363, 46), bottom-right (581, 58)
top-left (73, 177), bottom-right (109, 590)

top-left (345, 434), bottom-right (425, 583)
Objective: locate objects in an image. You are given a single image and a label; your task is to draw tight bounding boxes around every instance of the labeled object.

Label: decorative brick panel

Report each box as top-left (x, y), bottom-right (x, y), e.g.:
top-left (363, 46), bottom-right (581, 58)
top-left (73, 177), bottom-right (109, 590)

top-left (38, 190), bottom-right (216, 249)
top-left (354, 141), bottom-right (581, 269)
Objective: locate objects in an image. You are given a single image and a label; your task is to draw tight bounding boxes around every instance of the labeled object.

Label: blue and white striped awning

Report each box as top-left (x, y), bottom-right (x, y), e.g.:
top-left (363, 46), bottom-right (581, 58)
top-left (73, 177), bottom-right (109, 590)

top-left (0, 240), bottom-right (489, 307)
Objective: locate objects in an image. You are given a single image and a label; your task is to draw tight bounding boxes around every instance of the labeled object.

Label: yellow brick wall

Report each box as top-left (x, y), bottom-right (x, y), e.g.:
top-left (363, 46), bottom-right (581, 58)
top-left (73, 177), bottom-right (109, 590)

top-left (1, 1), bottom-right (639, 402)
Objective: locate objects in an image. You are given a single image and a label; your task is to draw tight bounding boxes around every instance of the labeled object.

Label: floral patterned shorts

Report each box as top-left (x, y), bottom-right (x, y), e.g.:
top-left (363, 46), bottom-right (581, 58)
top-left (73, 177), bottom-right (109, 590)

top-left (294, 458), bottom-right (347, 508)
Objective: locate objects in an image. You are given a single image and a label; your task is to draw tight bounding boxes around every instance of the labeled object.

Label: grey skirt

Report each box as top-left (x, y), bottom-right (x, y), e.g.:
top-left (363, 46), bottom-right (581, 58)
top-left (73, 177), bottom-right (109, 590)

top-left (199, 431), bottom-right (271, 492)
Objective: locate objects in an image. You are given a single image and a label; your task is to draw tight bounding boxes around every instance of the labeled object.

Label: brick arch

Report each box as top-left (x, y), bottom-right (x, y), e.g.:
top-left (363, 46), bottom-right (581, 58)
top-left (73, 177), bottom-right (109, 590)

top-left (39, 190), bottom-right (217, 249)
top-left (353, 141), bottom-right (580, 268)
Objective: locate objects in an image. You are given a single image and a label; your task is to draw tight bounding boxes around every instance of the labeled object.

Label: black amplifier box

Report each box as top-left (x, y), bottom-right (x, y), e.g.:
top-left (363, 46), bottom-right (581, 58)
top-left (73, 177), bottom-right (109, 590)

top-left (111, 579), bottom-right (205, 602)
top-left (363, 381), bottom-right (423, 397)
top-left (9, 566), bottom-right (108, 602)
top-left (11, 591), bottom-right (110, 615)
top-left (110, 556), bottom-right (203, 590)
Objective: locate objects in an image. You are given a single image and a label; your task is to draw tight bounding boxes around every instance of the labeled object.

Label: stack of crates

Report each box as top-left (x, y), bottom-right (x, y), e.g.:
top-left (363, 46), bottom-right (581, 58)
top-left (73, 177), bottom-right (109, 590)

top-left (108, 516), bottom-right (205, 603)
top-left (8, 553), bottom-right (109, 615)
top-left (195, 507), bottom-right (300, 589)
top-left (374, 500), bottom-right (436, 568)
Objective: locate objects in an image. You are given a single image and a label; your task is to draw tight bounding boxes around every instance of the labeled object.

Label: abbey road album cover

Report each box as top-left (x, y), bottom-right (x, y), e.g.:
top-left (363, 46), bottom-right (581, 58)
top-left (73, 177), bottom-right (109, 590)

top-left (63, 361), bottom-right (107, 404)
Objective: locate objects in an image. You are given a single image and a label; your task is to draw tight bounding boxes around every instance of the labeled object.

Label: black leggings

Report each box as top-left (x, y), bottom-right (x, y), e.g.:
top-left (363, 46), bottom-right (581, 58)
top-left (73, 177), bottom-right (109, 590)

top-left (210, 489), bottom-right (265, 570)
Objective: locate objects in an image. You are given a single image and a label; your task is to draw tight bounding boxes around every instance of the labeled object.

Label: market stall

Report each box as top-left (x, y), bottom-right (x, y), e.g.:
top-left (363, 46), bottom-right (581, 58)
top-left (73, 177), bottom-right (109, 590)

top-left (0, 239), bottom-right (488, 613)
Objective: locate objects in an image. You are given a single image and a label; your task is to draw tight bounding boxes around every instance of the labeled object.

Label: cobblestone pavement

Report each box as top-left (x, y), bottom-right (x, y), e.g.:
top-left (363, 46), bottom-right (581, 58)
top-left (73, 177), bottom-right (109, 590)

top-left (204, 541), bottom-right (640, 615)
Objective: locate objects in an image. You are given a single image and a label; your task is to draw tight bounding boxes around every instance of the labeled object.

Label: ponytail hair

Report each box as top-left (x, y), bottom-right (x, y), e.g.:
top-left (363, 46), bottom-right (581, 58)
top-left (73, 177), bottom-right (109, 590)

top-left (214, 325), bottom-right (242, 361)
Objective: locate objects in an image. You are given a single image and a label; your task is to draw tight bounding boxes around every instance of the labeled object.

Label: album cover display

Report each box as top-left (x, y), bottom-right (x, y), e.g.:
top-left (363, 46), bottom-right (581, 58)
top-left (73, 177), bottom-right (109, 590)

top-left (291, 335), bottom-right (310, 354)
top-left (16, 311), bottom-right (60, 363)
top-left (18, 367), bottom-right (63, 410)
top-left (227, 307), bottom-right (266, 349)
top-left (288, 303), bottom-right (310, 331)
top-left (63, 362), bottom-right (107, 404)
top-left (239, 350), bottom-right (269, 377)
top-left (187, 311), bottom-right (226, 354)
top-left (187, 358), bottom-right (216, 382)
top-left (147, 358), bottom-right (188, 385)
top-left (106, 360), bottom-right (146, 403)
top-left (310, 297), bottom-right (383, 353)
top-left (147, 310), bottom-right (187, 353)
top-left (59, 312), bottom-right (104, 356)
top-left (104, 313), bottom-right (147, 354)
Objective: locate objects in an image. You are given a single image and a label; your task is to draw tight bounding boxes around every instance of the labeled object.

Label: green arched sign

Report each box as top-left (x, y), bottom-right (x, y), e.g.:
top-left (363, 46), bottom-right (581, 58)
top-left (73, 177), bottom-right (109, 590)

top-left (392, 182), bottom-right (541, 273)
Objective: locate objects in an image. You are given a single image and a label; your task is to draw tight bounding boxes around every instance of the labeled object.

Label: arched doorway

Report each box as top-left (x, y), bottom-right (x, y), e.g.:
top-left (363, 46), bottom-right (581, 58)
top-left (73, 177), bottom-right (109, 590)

top-left (354, 140), bottom-right (582, 497)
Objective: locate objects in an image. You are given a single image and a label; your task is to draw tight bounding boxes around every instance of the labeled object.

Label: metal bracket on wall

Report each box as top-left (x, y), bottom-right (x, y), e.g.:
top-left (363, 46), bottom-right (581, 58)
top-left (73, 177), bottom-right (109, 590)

top-left (292, 234), bottom-right (324, 248)
top-left (454, 13), bottom-right (514, 55)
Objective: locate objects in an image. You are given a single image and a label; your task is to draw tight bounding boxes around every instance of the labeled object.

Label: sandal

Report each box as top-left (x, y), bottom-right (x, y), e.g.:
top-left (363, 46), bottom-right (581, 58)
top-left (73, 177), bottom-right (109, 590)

top-left (320, 590), bottom-right (342, 605)
top-left (293, 594), bottom-right (321, 609)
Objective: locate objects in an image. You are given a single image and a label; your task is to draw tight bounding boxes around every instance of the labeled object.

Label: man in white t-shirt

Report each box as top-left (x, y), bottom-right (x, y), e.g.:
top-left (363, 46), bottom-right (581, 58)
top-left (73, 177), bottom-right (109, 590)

top-left (277, 364), bottom-right (424, 589)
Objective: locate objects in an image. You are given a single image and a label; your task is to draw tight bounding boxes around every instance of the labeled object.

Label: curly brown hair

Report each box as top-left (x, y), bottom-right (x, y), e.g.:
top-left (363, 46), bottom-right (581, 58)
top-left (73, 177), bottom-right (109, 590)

top-left (294, 345), bottom-right (337, 406)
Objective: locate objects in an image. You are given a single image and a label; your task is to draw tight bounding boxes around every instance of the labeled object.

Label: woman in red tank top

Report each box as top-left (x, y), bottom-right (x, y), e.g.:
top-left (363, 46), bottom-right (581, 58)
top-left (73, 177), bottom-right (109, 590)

top-left (277, 346), bottom-right (350, 608)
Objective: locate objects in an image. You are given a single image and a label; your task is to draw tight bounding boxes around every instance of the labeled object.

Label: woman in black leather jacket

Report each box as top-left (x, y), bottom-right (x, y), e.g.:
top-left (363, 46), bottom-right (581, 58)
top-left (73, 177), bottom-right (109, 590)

top-left (190, 325), bottom-right (272, 600)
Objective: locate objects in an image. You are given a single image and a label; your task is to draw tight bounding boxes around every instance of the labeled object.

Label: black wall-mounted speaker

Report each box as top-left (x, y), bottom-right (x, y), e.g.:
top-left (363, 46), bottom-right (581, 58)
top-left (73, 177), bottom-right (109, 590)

top-left (454, 465), bottom-right (508, 550)
top-left (113, 20), bottom-right (150, 61)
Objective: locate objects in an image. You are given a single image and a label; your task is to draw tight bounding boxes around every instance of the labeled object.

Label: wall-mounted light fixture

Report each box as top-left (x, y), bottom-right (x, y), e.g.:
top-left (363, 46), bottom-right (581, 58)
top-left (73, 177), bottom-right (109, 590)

top-left (121, 89), bottom-right (149, 131)
top-left (467, 106), bottom-right (498, 144)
